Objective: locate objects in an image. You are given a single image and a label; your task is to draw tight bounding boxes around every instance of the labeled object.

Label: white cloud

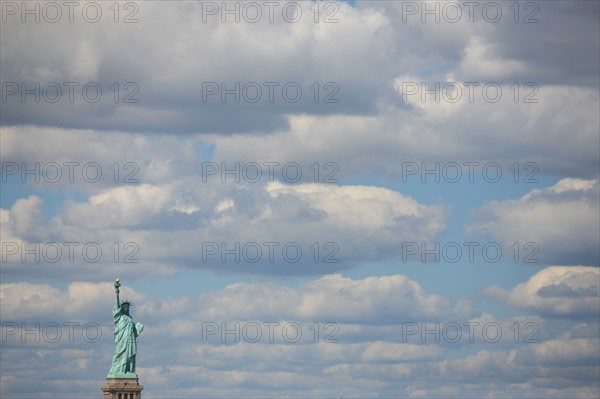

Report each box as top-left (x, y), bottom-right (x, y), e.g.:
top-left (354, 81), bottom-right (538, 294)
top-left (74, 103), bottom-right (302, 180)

top-left (0, 273), bottom-right (475, 328)
top-left (0, 126), bottom-right (204, 190)
top-left (0, 281), bottom-right (145, 321)
top-left (199, 274), bottom-right (476, 323)
top-left (204, 82), bottom-right (599, 181)
top-left (360, 341), bottom-right (443, 362)
top-left (2, 177), bottom-right (447, 277)
top-left (484, 266), bottom-right (599, 318)
top-left (469, 179), bottom-right (599, 265)
top-left (2, 195), bottom-right (46, 241)
top-left (2, 1), bottom-right (599, 397)
top-left (267, 181), bottom-right (446, 239)
top-left (458, 36), bottom-right (529, 80)
top-left (525, 337), bottom-right (599, 366)
top-left (0, 277), bottom-right (597, 398)
top-left (62, 184), bottom-right (176, 228)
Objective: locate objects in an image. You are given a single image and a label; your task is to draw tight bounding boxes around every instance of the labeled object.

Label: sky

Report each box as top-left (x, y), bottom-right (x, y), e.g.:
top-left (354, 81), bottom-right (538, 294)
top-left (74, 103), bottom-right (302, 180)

top-left (0, 0), bottom-right (599, 398)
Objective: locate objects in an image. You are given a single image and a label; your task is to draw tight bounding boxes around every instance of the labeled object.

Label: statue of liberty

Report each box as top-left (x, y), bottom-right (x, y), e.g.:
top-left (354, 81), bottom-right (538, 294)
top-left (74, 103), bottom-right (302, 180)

top-left (108, 278), bottom-right (144, 378)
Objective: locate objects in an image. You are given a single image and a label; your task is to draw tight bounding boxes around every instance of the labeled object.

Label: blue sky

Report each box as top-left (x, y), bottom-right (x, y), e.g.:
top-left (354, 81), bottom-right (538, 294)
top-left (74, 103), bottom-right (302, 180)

top-left (1, 1), bottom-right (599, 398)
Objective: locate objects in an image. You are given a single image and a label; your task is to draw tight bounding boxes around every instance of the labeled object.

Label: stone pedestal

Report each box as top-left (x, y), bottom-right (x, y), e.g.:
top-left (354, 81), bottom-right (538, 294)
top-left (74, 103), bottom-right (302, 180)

top-left (101, 378), bottom-right (144, 399)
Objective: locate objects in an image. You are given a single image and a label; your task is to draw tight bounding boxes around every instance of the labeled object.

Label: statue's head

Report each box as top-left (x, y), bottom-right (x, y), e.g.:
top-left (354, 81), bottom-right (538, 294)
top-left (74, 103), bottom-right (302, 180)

top-left (120, 300), bottom-right (132, 315)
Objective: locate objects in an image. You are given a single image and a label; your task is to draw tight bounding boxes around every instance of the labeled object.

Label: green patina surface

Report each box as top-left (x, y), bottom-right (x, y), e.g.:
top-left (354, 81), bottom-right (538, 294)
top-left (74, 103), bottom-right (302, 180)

top-left (108, 279), bottom-right (144, 378)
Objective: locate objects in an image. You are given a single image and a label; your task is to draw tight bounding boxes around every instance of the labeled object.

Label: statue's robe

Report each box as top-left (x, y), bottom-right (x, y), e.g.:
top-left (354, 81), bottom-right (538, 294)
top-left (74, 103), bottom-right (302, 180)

top-left (109, 306), bottom-right (143, 374)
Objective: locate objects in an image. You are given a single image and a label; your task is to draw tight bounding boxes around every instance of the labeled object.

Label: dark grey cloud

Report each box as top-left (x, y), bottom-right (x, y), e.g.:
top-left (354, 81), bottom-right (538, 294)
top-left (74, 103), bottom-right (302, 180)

top-left (1, 1), bottom-right (392, 133)
top-left (538, 282), bottom-right (599, 298)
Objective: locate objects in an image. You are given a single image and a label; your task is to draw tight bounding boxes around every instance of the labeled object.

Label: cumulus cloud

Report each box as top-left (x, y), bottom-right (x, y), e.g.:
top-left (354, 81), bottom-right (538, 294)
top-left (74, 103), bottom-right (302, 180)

top-left (0, 126), bottom-right (205, 191)
top-left (2, 195), bottom-right (46, 242)
top-left (266, 182), bottom-right (446, 243)
top-left (2, 1), bottom-right (599, 397)
top-left (204, 82), bottom-right (599, 181)
top-left (198, 274), bottom-right (477, 323)
top-left (1, 178), bottom-right (447, 277)
top-left (468, 179), bottom-right (599, 265)
top-left (0, 281), bottom-right (145, 322)
top-left (0, 1), bottom-right (396, 133)
top-left (414, 348), bottom-right (600, 397)
top-left (484, 266), bottom-right (599, 318)
top-left (519, 337), bottom-right (600, 366)
top-left (458, 36), bottom-right (530, 79)
top-left (0, 273), bottom-right (476, 328)
top-left (0, 276), bottom-right (597, 399)
top-left (62, 184), bottom-right (178, 228)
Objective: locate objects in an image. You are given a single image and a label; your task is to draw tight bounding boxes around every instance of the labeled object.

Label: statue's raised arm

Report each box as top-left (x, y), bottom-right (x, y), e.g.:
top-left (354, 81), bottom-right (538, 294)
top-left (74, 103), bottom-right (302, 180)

top-left (107, 278), bottom-right (143, 379)
top-left (114, 278), bottom-right (121, 309)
